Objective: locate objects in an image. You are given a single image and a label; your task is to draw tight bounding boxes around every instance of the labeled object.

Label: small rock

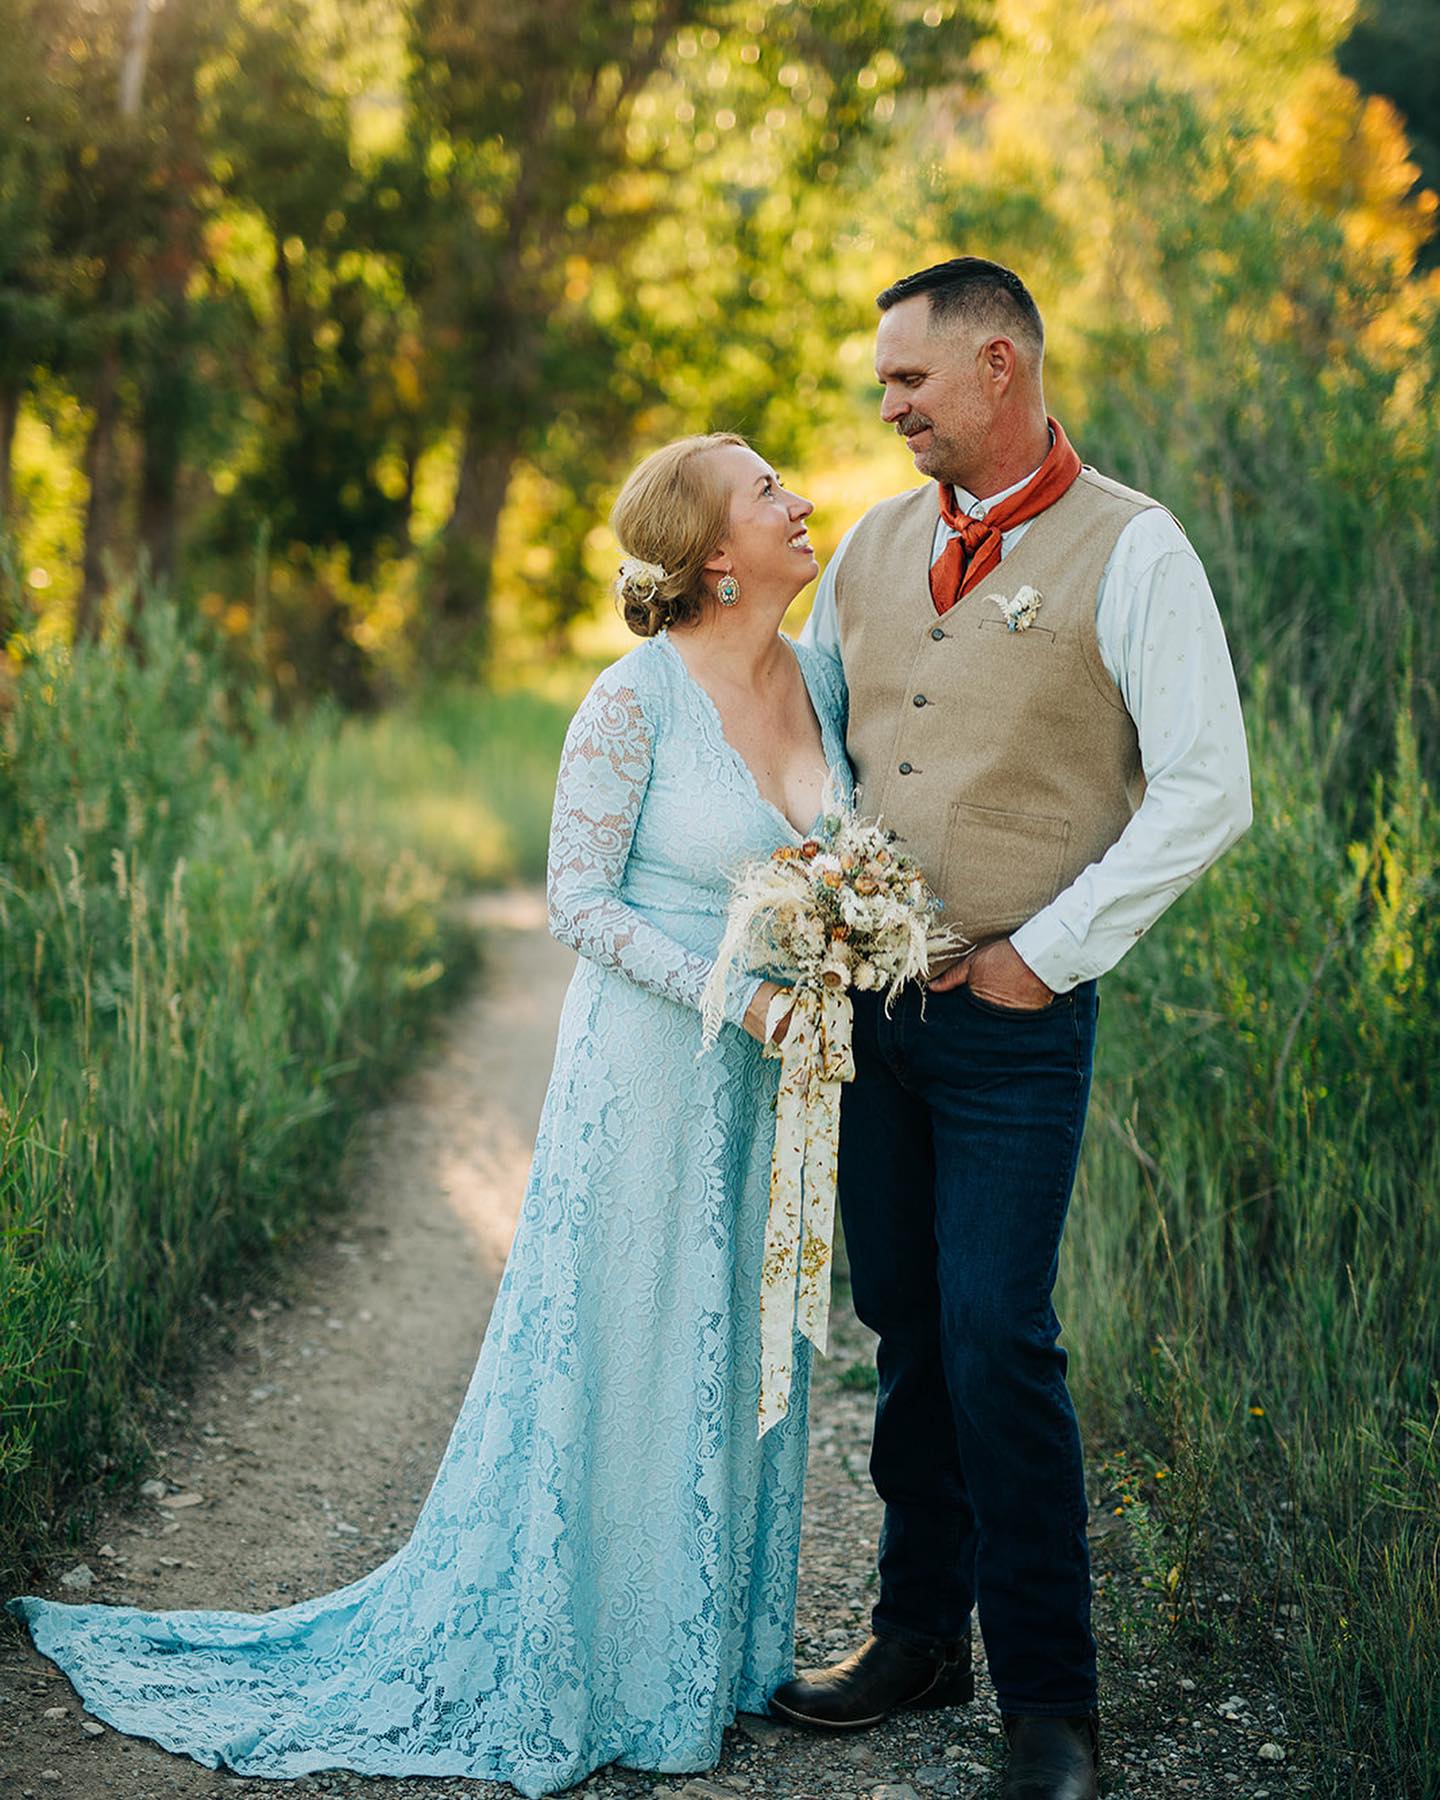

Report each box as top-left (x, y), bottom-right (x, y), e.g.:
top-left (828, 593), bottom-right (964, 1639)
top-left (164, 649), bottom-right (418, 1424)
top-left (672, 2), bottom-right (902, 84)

top-left (80, 1720), bottom-right (105, 1736)
top-left (872, 1787), bottom-right (922, 1800)
top-left (96, 1543), bottom-right (118, 1559)
top-left (734, 1712), bottom-right (786, 1748)
top-left (915, 1766), bottom-right (953, 1786)
top-left (139, 1478), bottom-right (168, 1500)
top-left (159, 1491), bottom-right (205, 1508)
top-left (41, 1773), bottom-right (62, 1783)
top-left (59, 1563), bottom-right (94, 1591)
top-left (43, 1705), bottom-right (68, 1719)
top-left (1258, 1742), bottom-right (1285, 1763)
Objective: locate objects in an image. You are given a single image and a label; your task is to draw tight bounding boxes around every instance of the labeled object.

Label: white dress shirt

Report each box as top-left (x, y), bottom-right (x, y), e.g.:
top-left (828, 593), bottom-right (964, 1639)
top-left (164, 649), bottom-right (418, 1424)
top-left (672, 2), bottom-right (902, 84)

top-left (801, 468), bottom-right (1253, 992)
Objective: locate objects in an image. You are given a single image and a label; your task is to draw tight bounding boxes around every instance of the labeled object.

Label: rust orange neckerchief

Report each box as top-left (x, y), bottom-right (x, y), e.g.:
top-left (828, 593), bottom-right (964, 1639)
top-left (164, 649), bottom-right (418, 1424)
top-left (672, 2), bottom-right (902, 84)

top-left (929, 417), bottom-right (1082, 616)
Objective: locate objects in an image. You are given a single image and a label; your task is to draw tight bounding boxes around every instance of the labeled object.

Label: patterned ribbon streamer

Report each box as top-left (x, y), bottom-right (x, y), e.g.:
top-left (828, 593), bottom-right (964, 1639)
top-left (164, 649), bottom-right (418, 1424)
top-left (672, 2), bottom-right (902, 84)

top-left (757, 983), bottom-right (856, 1437)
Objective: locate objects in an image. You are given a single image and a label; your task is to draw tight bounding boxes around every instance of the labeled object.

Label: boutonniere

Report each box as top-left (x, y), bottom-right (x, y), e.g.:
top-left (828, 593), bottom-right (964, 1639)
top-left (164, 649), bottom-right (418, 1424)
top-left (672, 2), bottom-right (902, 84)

top-left (986, 585), bottom-right (1044, 632)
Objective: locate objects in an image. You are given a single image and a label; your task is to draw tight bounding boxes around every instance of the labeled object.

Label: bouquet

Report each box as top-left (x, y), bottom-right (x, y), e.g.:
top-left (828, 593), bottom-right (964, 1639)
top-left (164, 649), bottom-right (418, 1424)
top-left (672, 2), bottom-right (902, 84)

top-left (701, 782), bottom-right (964, 1436)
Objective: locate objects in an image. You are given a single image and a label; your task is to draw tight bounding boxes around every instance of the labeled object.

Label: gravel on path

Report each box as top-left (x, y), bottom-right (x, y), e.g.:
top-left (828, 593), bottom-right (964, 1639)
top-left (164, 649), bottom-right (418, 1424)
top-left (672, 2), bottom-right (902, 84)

top-left (0, 892), bottom-right (1311, 1799)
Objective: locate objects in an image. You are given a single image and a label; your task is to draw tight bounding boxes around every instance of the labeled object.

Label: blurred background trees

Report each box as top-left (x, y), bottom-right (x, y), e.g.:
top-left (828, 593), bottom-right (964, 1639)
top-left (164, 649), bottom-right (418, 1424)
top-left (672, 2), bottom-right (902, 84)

top-left (4, 0), bottom-right (1434, 733)
top-left (0, 0), bottom-right (975, 688)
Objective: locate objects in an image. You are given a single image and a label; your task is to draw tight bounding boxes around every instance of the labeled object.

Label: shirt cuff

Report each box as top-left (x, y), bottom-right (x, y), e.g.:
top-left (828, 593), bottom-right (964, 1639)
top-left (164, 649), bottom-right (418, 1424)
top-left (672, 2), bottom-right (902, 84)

top-left (1008, 914), bottom-right (1094, 995)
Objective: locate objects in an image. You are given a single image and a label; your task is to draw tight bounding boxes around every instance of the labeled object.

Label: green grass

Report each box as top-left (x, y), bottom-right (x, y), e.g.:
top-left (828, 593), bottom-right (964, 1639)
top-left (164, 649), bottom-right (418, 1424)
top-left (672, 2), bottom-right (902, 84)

top-left (836, 1359), bottom-right (879, 1393)
top-left (3, 587), bottom-right (1435, 1797)
top-left (312, 675), bottom-right (590, 889)
top-left (1060, 682), bottom-right (1439, 1798)
top-left (0, 609), bottom-right (580, 1586)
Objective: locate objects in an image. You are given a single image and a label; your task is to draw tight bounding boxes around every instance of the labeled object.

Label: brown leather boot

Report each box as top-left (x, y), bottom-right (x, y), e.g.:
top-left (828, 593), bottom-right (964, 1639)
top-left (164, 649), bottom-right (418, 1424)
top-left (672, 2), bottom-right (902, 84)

top-left (768, 1631), bottom-right (973, 1729)
top-left (1000, 1712), bottom-right (1100, 1800)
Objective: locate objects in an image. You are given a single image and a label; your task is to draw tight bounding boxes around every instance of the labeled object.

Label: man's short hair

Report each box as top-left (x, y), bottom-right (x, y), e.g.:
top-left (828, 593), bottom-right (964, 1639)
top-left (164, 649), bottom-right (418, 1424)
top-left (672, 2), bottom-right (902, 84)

top-left (877, 258), bottom-right (1044, 355)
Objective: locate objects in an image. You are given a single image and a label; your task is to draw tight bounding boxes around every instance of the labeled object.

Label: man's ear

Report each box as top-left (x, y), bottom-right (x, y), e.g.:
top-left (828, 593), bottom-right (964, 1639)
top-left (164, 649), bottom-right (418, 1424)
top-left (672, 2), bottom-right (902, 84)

top-left (979, 334), bottom-right (1018, 387)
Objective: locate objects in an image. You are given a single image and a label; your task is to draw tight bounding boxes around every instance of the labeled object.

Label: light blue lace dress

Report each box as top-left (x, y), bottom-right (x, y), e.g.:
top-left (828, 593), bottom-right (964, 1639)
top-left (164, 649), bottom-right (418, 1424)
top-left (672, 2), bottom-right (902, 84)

top-left (7, 632), bottom-right (851, 1798)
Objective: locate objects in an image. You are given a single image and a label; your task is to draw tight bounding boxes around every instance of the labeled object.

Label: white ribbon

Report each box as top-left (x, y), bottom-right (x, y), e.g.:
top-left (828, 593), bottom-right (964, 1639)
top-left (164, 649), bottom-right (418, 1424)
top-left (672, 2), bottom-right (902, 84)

top-left (756, 982), bottom-right (855, 1438)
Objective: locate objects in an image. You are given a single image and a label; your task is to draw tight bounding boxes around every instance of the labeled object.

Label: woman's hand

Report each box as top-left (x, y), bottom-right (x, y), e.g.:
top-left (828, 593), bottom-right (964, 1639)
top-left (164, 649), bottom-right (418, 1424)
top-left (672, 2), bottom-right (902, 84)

top-left (743, 979), bottom-right (794, 1045)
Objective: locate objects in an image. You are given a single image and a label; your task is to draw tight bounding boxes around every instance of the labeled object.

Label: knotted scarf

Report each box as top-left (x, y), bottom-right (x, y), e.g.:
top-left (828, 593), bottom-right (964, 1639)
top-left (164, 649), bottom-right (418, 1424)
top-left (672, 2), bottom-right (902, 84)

top-left (929, 416), bottom-right (1082, 616)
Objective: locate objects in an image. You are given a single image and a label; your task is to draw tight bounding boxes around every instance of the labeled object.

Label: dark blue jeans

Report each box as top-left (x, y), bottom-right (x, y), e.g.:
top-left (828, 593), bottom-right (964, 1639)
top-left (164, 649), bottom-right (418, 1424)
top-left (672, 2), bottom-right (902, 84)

top-left (838, 977), bottom-right (1099, 1716)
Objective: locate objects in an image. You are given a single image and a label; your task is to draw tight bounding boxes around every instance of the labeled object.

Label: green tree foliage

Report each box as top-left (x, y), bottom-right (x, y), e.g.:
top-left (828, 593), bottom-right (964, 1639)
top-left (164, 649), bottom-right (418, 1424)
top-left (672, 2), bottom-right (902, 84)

top-left (2, 0), bottom-right (975, 685)
top-left (1341, 0), bottom-right (1440, 262)
top-left (0, 3), bottom-right (73, 532)
top-left (906, 0), bottom-right (1440, 790)
top-left (4, 0), bottom-right (1436, 723)
top-left (399, 0), bottom-right (970, 668)
top-left (209, 4), bottom-right (412, 570)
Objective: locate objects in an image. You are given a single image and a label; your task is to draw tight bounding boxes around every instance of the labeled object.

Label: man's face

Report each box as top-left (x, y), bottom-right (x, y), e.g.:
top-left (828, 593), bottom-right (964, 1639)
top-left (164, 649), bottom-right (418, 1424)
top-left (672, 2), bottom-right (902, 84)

top-left (874, 294), bottom-right (999, 487)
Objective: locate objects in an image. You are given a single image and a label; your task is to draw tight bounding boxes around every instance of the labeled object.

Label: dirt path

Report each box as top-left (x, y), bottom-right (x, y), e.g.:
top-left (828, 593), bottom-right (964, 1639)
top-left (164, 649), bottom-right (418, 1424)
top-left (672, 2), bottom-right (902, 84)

top-left (0, 895), bottom-right (1302, 1800)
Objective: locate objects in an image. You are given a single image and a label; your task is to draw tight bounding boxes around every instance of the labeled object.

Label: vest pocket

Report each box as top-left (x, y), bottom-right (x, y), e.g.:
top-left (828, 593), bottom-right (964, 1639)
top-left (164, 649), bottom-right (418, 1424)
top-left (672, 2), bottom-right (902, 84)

top-left (977, 618), bottom-right (1057, 643)
top-left (940, 801), bottom-right (1071, 940)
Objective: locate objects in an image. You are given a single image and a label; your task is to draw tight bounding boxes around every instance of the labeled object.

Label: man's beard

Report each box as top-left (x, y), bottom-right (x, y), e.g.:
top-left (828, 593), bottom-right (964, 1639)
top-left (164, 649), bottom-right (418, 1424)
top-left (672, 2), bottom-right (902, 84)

top-left (898, 415), bottom-right (957, 482)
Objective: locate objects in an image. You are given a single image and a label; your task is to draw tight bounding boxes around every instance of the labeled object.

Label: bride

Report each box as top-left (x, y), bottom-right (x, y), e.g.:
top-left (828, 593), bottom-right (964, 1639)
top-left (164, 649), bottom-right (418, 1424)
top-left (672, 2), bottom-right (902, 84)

top-left (8, 433), bottom-right (851, 1797)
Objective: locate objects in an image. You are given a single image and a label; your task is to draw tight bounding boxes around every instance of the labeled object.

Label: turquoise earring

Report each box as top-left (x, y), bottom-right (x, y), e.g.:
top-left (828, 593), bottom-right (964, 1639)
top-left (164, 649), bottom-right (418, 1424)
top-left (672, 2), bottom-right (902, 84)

top-left (717, 574), bottom-right (741, 607)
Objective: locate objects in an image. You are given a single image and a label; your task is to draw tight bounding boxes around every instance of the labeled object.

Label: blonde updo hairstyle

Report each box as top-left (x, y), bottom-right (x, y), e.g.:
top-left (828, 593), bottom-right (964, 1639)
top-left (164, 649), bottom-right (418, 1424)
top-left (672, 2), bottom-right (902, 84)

top-left (610, 433), bottom-right (749, 637)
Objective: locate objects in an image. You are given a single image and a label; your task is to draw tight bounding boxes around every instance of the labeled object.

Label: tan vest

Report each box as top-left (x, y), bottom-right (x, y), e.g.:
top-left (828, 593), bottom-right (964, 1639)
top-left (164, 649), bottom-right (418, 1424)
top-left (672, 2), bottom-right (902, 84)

top-left (836, 467), bottom-right (1159, 953)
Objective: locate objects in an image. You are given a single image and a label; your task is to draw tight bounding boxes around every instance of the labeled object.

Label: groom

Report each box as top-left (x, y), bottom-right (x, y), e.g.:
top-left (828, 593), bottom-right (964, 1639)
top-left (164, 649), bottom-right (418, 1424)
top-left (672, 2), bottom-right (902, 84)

top-left (776, 259), bottom-right (1252, 1799)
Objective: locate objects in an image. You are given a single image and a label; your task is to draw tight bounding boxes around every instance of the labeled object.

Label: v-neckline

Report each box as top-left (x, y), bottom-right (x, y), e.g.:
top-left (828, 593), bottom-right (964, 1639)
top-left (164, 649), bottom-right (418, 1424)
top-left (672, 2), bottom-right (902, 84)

top-left (656, 630), bottom-right (838, 839)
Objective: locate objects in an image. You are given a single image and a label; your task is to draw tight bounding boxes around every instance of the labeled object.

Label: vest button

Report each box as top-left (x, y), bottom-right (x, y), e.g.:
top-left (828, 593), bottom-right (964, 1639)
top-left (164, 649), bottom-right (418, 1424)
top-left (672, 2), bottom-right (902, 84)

top-left (930, 627), bottom-right (945, 641)
top-left (913, 694), bottom-right (927, 707)
top-left (898, 761), bottom-right (913, 775)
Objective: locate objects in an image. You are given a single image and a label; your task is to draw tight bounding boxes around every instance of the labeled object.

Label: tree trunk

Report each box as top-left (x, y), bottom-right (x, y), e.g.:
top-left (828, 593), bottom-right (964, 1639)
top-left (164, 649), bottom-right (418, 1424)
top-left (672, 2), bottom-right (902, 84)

top-left (75, 0), bottom-right (161, 644)
top-left (135, 279), bottom-right (191, 615)
top-left (425, 422), bottom-right (516, 674)
top-left (0, 382), bottom-right (19, 534)
top-left (73, 349), bottom-right (122, 644)
top-left (119, 0), bottom-right (158, 120)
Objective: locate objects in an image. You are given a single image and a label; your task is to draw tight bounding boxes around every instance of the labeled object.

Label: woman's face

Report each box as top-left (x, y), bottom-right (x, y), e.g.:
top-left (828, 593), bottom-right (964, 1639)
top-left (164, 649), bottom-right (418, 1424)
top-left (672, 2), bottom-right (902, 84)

top-left (710, 444), bottom-right (818, 603)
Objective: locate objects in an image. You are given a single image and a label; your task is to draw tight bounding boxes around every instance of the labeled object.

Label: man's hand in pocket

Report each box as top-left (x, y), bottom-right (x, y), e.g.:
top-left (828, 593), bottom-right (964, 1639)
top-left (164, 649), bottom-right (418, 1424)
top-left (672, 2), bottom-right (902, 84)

top-left (928, 938), bottom-right (1056, 1010)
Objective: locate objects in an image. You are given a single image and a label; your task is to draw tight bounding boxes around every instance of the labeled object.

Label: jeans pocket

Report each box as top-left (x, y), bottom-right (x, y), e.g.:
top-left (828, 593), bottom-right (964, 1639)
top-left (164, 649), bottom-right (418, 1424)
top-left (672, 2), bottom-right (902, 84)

top-left (957, 985), bottom-right (1062, 1021)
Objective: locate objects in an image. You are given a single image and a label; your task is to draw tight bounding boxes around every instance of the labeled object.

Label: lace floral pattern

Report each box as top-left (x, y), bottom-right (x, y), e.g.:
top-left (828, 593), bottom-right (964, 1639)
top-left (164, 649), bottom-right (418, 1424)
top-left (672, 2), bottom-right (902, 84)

top-left (8, 633), bottom-right (852, 1798)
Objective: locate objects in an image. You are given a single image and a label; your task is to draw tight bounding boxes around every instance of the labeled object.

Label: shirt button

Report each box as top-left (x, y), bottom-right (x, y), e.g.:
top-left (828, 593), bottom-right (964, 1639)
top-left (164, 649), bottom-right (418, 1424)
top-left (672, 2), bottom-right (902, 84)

top-left (898, 761), bottom-right (913, 775)
top-left (930, 627), bottom-right (945, 641)
top-left (913, 694), bottom-right (927, 707)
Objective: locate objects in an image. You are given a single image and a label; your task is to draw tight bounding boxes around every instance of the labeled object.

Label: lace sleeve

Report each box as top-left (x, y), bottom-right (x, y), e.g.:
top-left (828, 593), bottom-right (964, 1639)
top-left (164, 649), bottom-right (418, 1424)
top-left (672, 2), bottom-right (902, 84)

top-left (546, 677), bottom-right (762, 1030)
top-left (794, 638), bottom-right (850, 753)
